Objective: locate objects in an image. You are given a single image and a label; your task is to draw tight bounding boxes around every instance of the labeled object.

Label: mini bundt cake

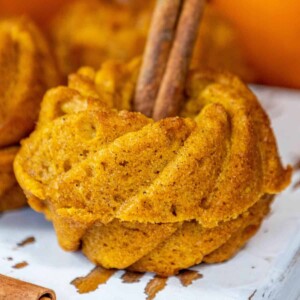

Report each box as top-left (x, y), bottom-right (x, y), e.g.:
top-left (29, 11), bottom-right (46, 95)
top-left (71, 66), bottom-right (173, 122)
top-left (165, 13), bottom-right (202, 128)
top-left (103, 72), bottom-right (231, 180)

top-left (0, 147), bottom-right (26, 212)
top-left (50, 0), bottom-right (152, 78)
top-left (0, 17), bottom-right (60, 148)
top-left (14, 59), bottom-right (291, 276)
top-left (0, 17), bottom-right (60, 211)
top-left (50, 0), bottom-right (257, 82)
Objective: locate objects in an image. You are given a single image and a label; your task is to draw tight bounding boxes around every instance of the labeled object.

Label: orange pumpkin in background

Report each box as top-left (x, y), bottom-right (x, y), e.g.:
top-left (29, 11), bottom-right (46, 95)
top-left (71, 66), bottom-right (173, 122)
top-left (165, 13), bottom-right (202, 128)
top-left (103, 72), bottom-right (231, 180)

top-left (212, 0), bottom-right (300, 88)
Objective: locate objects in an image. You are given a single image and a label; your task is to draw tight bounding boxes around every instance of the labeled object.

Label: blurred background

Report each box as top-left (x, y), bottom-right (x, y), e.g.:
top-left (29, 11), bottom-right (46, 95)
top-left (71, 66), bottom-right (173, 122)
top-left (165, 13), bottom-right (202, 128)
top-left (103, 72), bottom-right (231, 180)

top-left (0, 0), bottom-right (299, 88)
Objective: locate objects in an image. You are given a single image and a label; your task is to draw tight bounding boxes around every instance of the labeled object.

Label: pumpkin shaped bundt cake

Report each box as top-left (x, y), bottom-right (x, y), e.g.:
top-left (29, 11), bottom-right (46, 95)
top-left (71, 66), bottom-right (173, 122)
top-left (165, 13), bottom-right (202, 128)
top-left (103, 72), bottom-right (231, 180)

top-left (14, 59), bottom-right (291, 275)
top-left (0, 17), bottom-right (60, 211)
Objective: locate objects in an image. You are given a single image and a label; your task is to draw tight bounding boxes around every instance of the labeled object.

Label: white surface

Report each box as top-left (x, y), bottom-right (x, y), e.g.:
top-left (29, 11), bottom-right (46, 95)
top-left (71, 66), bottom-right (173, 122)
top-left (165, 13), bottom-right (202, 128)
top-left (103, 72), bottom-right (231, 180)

top-left (0, 86), bottom-right (300, 300)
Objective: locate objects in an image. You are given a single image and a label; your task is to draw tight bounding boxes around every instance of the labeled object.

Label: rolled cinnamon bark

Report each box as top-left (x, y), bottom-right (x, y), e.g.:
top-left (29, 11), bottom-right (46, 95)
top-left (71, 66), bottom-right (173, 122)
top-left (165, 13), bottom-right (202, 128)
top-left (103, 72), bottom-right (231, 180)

top-left (153, 0), bottom-right (206, 120)
top-left (134, 0), bottom-right (182, 117)
top-left (0, 274), bottom-right (56, 300)
top-left (133, 0), bottom-right (206, 120)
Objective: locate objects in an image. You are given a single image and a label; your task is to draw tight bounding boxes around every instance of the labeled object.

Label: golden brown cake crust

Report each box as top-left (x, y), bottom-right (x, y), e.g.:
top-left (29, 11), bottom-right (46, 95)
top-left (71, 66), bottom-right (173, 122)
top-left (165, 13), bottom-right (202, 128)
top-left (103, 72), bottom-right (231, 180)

top-left (14, 60), bottom-right (291, 275)
top-left (130, 194), bottom-right (273, 275)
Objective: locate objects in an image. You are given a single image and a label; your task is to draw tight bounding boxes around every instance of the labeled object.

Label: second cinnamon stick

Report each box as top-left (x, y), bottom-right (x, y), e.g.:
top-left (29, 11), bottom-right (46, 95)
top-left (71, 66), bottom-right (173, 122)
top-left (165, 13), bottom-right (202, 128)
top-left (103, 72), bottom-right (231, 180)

top-left (0, 274), bottom-right (56, 300)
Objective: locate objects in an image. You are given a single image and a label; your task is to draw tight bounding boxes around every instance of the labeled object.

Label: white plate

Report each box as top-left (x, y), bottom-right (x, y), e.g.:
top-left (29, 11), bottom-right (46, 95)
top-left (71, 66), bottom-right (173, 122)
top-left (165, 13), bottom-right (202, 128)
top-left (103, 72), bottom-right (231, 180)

top-left (0, 86), bottom-right (300, 300)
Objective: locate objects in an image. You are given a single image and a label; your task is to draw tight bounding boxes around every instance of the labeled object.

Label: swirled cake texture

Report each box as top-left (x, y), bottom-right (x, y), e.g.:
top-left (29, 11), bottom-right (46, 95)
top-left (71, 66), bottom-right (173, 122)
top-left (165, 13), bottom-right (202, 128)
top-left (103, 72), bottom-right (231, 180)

top-left (14, 60), bottom-right (291, 275)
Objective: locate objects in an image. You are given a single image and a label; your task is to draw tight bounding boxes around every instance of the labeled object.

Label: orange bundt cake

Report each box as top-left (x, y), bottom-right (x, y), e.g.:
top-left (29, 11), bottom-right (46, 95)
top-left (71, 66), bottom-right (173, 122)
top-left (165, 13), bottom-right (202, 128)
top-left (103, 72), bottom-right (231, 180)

top-left (50, 0), bottom-right (152, 78)
top-left (0, 17), bottom-right (60, 148)
top-left (0, 17), bottom-right (60, 210)
top-left (50, 0), bottom-right (257, 82)
top-left (14, 59), bottom-right (291, 275)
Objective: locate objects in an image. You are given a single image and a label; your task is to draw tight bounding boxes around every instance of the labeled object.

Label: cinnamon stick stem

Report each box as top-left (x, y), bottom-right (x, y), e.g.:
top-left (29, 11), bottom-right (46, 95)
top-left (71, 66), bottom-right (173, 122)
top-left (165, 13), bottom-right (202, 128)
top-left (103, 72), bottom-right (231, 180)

top-left (0, 274), bottom-right (56, 300)
top-left (133, 0), bottom-right (182, 117)
top-left (153, 0), bottom-right (206, 120)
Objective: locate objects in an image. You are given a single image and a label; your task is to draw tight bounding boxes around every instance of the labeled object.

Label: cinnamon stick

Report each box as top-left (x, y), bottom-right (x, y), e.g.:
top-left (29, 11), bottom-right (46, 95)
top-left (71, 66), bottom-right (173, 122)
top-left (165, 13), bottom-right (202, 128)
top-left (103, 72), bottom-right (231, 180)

top-left (134, 0), bottom-right (182, 117)
top-left (0, 274), bottom-right (56, 300)
top-left (153, 0), bottom-right (205, 120)
top-left (134, 0), bottom-right (205, 120)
